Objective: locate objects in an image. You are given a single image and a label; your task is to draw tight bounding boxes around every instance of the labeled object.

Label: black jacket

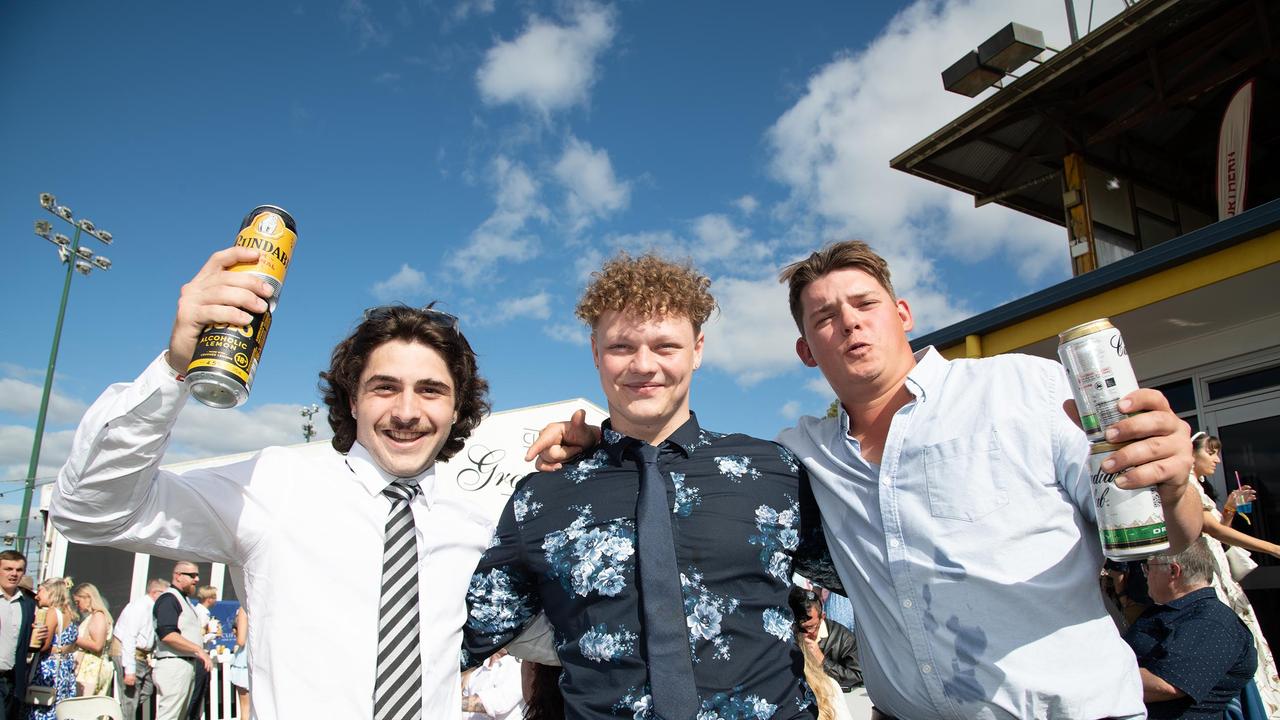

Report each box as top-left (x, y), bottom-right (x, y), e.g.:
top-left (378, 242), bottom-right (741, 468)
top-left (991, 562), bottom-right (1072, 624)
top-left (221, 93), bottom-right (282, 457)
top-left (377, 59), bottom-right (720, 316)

top-left (818, 619), bottom-right (863, 691)
top-left (9, 592), bottom-right (36, 720)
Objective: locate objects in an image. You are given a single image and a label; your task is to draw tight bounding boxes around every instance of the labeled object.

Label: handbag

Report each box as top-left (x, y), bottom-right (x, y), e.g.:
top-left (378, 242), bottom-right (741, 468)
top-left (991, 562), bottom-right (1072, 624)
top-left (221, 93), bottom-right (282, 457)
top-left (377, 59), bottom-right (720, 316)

top-left (23, 683), bottom-right (55, 707)
top-left (1227, 545), bottom-right (1259, 582)
top-left (25, 608), bottom-right (64, 706)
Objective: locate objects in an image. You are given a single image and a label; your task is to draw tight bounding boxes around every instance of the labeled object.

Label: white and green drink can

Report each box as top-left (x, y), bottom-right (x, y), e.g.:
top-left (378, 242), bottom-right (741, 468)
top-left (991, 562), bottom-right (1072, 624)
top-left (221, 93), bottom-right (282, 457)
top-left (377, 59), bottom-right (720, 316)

top-left (1089, 441), bottom-right (1169, 560)
top-left (1058, 318), bottom-right (1140, 442)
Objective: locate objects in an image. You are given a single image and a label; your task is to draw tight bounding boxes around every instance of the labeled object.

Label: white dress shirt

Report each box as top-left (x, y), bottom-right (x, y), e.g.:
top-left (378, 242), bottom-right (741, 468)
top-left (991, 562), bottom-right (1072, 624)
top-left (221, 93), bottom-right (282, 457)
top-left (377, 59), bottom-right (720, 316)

top-left (461, 654), bottom-right (525, 720)
top-left (0, 590), bottom-right (22, 672)
top-left (113, 594), bottom-right (157, 675)
top-left (52, 353), bottom-right (494, 719)
top-left (779, 347), bottom-right (1145, 720)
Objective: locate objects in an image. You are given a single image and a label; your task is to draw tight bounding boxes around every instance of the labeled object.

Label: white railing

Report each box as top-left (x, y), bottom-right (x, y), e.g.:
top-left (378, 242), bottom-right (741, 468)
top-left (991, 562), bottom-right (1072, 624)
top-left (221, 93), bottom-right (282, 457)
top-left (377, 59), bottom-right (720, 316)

top-left (201, 656), bottom-right (242, 720)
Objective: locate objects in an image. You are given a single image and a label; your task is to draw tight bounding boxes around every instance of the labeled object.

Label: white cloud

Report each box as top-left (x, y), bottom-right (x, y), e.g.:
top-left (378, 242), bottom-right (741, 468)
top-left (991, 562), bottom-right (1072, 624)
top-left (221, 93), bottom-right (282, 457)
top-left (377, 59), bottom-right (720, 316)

top-left (447, 156), bottom-right (548, 284)
top-left (374, 71), bottom-right (401, 87)
top-left (554, 136), bottom-right (630, 232)
top-left (573, 247), bottom-right (606, 282)
top-left (371, 264), bottom-right (428, 303)
top-left (340, 0), bottom-right (389, 49)
top-left (0, 425), bottom-right (77, 485)
top-left (476, 2), bottom-right (616, 116)
top-left (597, 217), bottom-right (766, 272)
top-left (0, 379), bottom-right (87, 425)
top-left (452, 0), bottom-right (495, 22)
top-left (165, 403), bottom-right (333, 464)
top-left (779, 400), bottom-right (802, 420)
top-left (544, 323), bottom-right (590, 346)
top-left (733, 195), bottom-right (759, 216)
top-left (493, 292), bottom-right (552, 323)
top-left (763, 0), bottom-right (1111, 303)
top-left (690, 214), bottom-right (769, 265)
top-left (700, 276), bottom-right (804, 385)
top-left (805, 376), bottom-right (834, 397)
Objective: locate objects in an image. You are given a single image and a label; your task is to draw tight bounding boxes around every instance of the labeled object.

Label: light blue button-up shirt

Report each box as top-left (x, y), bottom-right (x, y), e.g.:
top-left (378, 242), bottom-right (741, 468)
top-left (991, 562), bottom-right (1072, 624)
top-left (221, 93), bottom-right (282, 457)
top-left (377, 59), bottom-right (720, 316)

top-left (779, 347), bottom-right (1145, 720)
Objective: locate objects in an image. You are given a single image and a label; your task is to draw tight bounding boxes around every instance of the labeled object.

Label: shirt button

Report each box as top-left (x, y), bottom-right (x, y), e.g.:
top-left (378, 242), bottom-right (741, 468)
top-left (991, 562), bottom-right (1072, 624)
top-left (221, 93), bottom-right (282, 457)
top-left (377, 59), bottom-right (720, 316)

top-left (921, 663), bottom-right (932, 674)
top-left (902, 599), bottom-right (913, 609)
top-left (889, 538), bottom-right (901, 548)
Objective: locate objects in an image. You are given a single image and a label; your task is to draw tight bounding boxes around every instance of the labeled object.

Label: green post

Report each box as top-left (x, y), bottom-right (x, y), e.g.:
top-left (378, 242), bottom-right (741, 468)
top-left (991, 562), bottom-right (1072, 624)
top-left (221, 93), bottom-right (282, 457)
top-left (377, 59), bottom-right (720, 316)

top-left (18, 226), bottom-right (83, 553)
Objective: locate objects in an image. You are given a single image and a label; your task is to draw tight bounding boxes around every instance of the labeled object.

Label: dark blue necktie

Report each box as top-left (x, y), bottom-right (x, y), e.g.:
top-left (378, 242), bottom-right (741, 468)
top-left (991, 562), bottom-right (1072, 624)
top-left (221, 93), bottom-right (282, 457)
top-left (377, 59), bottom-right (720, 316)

top-left (631, 443), bottom-right (699, 719)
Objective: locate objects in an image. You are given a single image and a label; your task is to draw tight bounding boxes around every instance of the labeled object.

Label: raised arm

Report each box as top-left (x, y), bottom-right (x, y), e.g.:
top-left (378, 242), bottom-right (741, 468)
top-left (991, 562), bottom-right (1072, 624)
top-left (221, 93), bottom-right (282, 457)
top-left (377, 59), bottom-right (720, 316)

top-left (1203, 511), bottom-right (1280, 558)
top-left (1056, 368), bottom-right (1200, 553)
top-left (50, 247), bottom-right (276, 564)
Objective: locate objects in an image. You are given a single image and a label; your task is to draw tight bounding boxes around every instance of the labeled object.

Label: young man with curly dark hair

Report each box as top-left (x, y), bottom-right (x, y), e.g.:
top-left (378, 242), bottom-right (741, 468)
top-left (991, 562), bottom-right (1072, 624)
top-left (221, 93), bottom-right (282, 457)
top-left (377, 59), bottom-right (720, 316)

top-left (52, 245), bottom-right (492, 719)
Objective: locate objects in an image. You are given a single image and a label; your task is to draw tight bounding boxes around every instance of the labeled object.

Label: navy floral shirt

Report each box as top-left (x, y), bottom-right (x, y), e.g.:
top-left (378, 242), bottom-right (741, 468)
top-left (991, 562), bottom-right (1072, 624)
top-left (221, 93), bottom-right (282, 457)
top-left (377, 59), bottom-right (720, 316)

top-left (463, 414), bottom-right (842, 719)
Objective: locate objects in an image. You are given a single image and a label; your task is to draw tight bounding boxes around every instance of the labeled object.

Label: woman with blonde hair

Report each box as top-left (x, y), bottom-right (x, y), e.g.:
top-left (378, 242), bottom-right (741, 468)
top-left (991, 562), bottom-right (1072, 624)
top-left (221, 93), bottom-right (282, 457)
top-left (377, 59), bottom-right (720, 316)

top-left (70, 583), bottom-right (114, 696)
top-left (27, 579), bottom-right (78, 720)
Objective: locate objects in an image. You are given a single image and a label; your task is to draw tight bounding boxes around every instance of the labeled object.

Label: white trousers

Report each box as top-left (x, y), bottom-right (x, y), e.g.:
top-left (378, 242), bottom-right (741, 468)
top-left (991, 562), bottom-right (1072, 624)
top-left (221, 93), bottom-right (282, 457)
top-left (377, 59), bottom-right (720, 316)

top-left (152, 657), bottom-right (195, 720)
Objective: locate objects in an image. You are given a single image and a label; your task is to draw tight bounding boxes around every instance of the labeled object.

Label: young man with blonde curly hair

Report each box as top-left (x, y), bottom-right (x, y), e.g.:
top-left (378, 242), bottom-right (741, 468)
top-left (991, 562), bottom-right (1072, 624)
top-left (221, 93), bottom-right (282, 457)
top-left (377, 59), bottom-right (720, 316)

top-left (463, 253), bottom-right (840, 719)
top-left (52, 245), bottom-right (493, 719)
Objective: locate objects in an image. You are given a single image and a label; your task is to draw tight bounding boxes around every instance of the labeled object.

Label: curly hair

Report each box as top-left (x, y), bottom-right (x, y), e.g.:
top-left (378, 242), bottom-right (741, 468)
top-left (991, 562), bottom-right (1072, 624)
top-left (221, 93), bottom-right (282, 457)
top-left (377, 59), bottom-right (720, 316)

top-left (575, 252), bottom-right (717, 331)
top-left (319, 304), bottom-right (491, 463)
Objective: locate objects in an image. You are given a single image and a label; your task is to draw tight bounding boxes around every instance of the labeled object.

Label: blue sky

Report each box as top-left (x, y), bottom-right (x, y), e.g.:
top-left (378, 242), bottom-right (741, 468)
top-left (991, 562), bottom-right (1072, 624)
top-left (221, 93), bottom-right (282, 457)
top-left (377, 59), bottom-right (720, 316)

top-left (1, 0), bottom-right (1131, 505)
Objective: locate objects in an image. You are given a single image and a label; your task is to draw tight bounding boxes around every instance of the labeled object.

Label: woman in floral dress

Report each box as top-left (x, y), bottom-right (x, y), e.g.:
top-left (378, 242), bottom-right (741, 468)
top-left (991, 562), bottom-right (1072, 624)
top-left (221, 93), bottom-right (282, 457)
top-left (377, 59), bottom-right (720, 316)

top-left (27, 578), bottom-right (79, 720)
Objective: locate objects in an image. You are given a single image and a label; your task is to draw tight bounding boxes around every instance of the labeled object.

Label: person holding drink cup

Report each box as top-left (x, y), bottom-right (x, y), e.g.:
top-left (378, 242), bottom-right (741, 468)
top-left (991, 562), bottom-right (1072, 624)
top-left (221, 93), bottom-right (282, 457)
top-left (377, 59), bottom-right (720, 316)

top-left (1188, 431), bottom-right (1280, 713)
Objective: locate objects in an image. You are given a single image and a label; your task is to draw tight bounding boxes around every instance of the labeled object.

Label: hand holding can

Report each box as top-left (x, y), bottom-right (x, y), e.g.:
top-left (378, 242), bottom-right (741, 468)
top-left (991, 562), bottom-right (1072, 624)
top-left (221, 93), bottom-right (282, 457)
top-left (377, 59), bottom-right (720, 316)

top-left (184, 206), bottom-right (297, 408)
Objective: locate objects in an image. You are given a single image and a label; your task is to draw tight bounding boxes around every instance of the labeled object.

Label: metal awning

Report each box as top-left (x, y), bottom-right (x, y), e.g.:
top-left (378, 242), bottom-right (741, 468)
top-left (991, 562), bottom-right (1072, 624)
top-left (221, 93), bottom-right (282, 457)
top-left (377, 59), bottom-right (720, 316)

top-left (891, 0), bottom-right (1280, 226)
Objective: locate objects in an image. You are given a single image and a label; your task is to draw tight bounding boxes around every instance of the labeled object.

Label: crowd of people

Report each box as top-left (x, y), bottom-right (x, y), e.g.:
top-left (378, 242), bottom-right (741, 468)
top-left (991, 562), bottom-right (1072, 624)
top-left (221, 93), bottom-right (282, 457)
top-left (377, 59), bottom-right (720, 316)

top-left (28, 236), bottom-right (1276, 720)
top-left (0, 552), bottom-right (250, 720)
top-left (1098, 431), bottom-right (1280, 718)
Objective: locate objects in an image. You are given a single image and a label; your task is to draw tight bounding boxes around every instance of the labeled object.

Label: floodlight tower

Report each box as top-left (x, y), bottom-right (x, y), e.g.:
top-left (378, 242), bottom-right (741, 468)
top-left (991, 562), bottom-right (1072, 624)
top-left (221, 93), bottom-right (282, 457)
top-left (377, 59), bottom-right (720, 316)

top-left (19, 193), bottom-right (116, 551)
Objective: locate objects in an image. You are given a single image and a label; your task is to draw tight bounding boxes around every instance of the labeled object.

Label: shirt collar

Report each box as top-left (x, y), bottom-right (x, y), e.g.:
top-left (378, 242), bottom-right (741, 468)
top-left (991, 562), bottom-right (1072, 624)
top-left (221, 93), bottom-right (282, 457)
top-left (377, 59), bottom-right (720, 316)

top-left (599, 412), bottom-right (705, 465)
top-left (1164, 585), bottom-right (1218, 610)
top-left (345, 442), bottom-right (438, 508)
top-left (904, 346), bottom-right (946, 402)
top-left (836, 346), bottom-right (944, 434)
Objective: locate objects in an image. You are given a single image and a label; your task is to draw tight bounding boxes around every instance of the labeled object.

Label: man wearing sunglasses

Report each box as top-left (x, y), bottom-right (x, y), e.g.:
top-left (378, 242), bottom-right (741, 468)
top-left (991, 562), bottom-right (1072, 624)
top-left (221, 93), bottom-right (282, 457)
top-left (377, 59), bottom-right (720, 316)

top-left (152, 562), bottom-right (208, 720)
top-left (51, 246), bottom-right (493, 719)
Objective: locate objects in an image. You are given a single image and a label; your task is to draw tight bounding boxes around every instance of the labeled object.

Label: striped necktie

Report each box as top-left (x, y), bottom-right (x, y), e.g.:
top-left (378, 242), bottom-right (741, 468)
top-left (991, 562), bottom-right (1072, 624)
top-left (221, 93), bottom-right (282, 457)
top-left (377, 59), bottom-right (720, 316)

top-left (374, 479), bottom-right (422, 720)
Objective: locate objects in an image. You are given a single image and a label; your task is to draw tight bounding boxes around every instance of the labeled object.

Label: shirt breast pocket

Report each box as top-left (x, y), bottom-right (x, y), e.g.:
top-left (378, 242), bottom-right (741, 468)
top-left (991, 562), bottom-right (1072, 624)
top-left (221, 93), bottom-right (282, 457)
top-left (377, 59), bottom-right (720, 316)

top-left (922, 430), bottom-right (1010, 522)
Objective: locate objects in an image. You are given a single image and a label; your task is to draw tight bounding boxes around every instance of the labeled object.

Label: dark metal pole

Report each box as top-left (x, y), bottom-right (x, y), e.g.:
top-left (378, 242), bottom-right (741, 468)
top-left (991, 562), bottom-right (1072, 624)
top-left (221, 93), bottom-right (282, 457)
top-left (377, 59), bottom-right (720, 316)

top-left (17, 226), bottom-right (84, 553)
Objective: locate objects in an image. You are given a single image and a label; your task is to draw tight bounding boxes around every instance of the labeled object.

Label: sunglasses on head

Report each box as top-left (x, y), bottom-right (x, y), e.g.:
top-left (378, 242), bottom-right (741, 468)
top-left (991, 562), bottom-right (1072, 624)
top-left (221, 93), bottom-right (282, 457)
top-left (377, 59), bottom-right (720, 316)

top-left (363, 304), bottom-right (459, 330)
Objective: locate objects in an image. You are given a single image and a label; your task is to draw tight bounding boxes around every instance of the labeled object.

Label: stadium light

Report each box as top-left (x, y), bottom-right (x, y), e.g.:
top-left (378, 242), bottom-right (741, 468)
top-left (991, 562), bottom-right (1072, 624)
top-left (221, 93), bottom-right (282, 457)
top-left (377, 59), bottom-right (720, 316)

top-left (19, 193), bottom-right (118, 553)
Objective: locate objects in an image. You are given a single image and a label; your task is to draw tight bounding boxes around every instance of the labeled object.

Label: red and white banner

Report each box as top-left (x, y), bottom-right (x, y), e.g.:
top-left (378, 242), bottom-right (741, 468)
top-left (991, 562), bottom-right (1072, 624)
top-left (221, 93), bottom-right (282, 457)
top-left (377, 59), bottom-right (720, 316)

top-left (1217, 79), bottom-right (1254, 220)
